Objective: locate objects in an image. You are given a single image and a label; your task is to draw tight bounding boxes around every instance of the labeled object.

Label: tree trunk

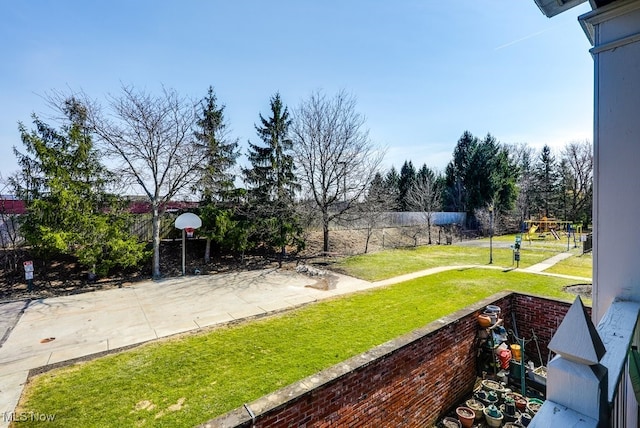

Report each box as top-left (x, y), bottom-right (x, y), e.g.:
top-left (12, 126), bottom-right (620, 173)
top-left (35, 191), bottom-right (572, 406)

top-left (364, 227), bottom-right (372, 254)
top-left (323, 218), bottom-right (330, 253)
top-left (204, 237), bottom-right (211, 264)
top-left (152, 204), bottom-right (161, 279)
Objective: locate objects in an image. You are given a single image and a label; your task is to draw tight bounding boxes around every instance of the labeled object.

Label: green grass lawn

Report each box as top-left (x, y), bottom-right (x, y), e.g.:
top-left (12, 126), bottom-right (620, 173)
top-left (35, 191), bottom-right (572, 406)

top-left (546, 250), bottom-right (592, 278)
top-left (335, 240), bottom-right (559, 281)
top-left (15, 242), bottom-right (590, 427)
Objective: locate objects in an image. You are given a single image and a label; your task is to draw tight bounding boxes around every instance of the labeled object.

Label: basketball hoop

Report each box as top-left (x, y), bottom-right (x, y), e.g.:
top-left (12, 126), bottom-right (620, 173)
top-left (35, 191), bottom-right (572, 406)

top-left (174, 212), bottom-right (202, 276)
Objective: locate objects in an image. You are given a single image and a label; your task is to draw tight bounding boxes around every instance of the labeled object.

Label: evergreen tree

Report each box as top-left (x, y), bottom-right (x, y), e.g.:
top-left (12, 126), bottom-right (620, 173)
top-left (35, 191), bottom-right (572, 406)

top-left (383, 166), bottom-right (400, 210)
top-left (488, 140), bottom-right (518, 213)
top-left (366, 172), bottom-right (388, 205)
top-left (193, 87), bottom-right (241, 263)
top-left (14, 99), bottom-right (147, 275)
top-left (533, 145), bottom-right (559, 218)
top-left (510, 143), bottom-right (536, 226)
top-left (444, 131), bottom-right (517, 216)
top-left (398, 160), bottom-right (416, 211)
top-left (444, 131), bottom-right (478, 212)
top-left (416, 164), bottom-right (438, 191)
top-left (193, 86), bottom-right (240, 203)
top-left (243, 93), bottom-right (301, 259)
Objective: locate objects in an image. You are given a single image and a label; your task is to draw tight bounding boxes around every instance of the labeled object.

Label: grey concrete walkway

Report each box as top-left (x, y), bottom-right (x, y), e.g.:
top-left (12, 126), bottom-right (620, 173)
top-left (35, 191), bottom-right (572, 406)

top-left (0, 253), bottom-right (589, 426)
top-left (520, 251), bottom-right (575, 273)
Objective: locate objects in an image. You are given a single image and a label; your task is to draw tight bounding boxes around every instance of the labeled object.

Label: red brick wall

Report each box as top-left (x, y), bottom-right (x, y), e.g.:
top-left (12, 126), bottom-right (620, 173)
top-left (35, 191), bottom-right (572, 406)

top-left (201, 293), bottom-right (580, 428)
top-left (511, 294), bottom-right (581, 366)
top-left (256, 317), bottom-right (478, 427)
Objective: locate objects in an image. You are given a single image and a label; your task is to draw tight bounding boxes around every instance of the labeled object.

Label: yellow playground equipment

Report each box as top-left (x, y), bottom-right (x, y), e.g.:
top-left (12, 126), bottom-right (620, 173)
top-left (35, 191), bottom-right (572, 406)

top-left (524, 218), bottom-right (581, 242)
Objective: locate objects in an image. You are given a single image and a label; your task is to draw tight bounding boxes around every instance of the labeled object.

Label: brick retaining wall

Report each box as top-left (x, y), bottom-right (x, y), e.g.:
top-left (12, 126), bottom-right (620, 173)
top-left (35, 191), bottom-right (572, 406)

top-left (512, 294), bottom-right (589, 366)
top-left (201, 293), bottom-right (579, 428)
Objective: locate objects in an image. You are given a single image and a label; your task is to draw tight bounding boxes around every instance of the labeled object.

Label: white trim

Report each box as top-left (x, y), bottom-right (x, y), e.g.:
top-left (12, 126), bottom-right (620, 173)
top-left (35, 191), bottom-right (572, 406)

top-left (590, 31), bottom-right (640, 54)
top-left (580, 0), bottom-right (640, 45)
top-left (582, 0), bottom-right (640, 26)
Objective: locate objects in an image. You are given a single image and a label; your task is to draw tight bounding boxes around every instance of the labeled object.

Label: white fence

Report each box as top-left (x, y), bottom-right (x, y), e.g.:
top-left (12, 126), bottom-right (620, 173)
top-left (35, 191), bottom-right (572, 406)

top-left (330, 212), bottom-right (466, 230)
top-left (384, 212), bottom-right (466, 227)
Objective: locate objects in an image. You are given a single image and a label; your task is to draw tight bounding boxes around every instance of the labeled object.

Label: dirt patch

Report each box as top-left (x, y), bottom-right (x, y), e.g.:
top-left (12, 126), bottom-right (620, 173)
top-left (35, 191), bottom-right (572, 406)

top-left (133, 400), bottom-right (156, 412)
top-left (300, 226), bottom-right (454, 257)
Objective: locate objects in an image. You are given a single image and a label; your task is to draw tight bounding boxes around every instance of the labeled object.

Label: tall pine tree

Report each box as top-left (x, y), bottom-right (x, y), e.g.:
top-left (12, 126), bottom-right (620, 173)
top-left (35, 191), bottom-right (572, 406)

top-left (193, 87), bottom-right (241, 263)
top-left (444, 131), bottom-right (517, 216)
top-left (243, 93), bottom-right (301, 259)
top-left (444, 130), bottom-right (478, 212)
top-left (533, 145), bottom-right (559, 218)
top-left (397, 160), bottom-right (416, 211)
top-left (193, 86), bottom-right (240, 203)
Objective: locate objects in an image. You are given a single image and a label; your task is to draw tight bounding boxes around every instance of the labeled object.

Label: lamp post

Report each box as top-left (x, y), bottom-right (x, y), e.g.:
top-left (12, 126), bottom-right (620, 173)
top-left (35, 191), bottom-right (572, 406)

top-left (489, 205), bottom-right (494, 264)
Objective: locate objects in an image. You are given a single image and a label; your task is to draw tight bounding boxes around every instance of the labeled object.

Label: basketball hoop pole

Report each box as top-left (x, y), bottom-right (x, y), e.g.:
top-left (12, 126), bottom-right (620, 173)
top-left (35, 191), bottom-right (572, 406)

top-left (173, 212), bottom-right (202, 277)
top-left (182, 228), bottom-right (186, 276)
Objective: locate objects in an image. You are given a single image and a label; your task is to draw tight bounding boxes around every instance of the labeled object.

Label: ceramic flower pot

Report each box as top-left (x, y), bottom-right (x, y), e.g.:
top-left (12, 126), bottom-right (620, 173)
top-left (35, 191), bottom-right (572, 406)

top-left (455, 406), bottom-right (475, 428)
top-left (505, 392), bottom-right (527, 411)
top-left (484, 404), bottom-right (504, 428)
top-left (527, 397), bottom-right (543, 416)
top-left (500, 402), bottom-right (521, 423)
top-left (478, 313), bottom-right (492, 328)
top-left (441, 416), bottom-right (461, 428)
top-left (475, 389), bottom-right (498, 407)
top-left (465, 398), bottom-right (485, 420)
top-left (482, 379), bottom-right (505, 395)
top-left (485, 304), bottom-right (501, 313)
top-left (483, 311), bottom-right (498, 324)
top-left (519, 412), bottom-right (532, 426)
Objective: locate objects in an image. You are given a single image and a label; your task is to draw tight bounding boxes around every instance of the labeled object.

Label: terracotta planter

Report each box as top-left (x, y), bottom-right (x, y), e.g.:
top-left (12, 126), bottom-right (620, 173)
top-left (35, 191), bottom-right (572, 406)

top-left (455, 406), bottom-right (475, 428)
top-left (478, 314), bottom-right (492, 328)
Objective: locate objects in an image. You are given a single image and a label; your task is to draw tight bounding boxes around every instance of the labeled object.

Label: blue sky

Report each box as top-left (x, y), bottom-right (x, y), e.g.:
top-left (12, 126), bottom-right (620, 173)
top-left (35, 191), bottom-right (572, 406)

top-left (1, 1), bottom-right (594, 183)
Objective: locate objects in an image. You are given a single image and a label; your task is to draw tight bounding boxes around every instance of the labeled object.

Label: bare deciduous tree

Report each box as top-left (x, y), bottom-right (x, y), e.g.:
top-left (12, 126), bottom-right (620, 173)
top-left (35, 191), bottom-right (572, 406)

top-left (508, 143), bottom-right (536, 226)
top-left (358, 172), bottom-right (394, 253)
top-left (560, 140), bottom-right (593, 225)
top-left (89, 86), bottom-right (206, 279)
top-left (406, 169), bottom-right (442, 245)
top-left (291, 90), bottom-right (384, 253)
